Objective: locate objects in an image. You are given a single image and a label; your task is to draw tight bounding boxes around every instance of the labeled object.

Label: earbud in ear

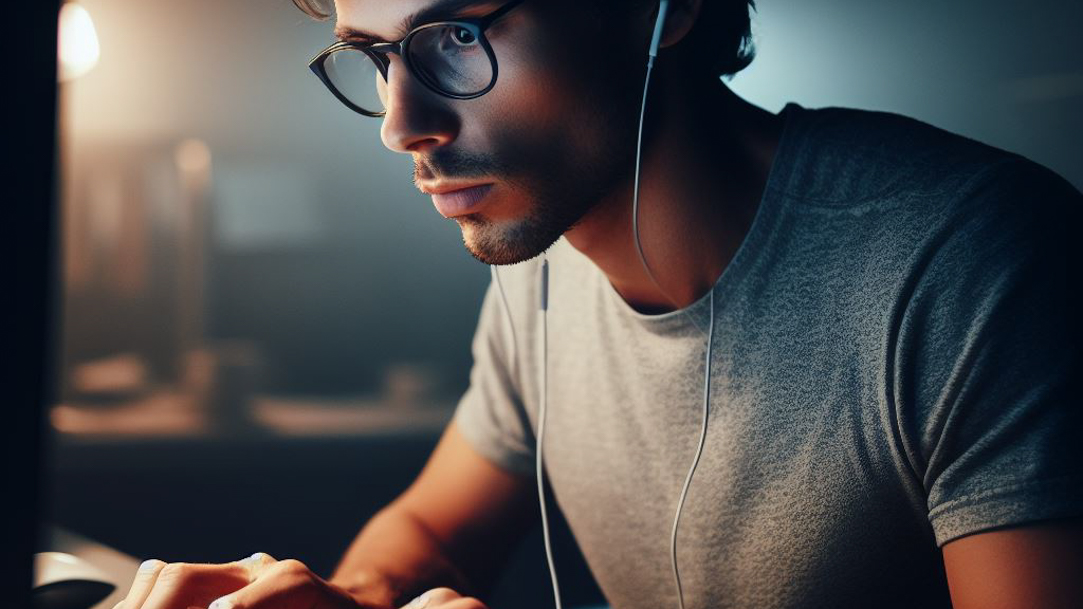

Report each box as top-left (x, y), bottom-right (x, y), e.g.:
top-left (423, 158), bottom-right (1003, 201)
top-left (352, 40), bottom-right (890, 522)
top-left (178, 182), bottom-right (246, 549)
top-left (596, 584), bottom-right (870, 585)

top-left (649, 0), bottom-right (671, 59)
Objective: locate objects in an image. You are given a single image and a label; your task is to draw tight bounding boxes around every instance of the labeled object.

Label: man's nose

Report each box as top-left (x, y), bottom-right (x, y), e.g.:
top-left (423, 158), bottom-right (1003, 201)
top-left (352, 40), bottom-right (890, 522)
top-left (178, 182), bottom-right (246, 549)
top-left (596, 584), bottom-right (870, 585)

top-left (379, 57), bottom-right (459, 154)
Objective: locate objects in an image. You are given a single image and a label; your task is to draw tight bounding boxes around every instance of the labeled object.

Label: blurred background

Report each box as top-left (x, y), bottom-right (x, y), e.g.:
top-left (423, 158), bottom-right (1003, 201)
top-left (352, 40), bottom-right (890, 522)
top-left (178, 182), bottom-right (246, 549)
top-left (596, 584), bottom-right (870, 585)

top-left (46, 0), bottom-right (1082, 607)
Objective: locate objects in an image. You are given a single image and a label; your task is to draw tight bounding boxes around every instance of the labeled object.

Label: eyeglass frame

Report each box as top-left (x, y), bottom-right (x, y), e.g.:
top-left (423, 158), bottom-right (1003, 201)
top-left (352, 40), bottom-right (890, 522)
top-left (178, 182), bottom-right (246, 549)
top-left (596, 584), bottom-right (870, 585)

top-left (307, 0), bottom-right (529, 118)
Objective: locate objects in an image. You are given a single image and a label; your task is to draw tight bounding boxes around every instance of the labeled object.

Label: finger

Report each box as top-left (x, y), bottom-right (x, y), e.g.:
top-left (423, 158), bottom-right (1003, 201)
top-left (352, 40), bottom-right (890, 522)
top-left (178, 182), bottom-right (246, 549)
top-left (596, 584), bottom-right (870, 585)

top-left (137, 561), bottom-right (249, 609)
top-left (435, 599), bottom-right (487, 609)
top-left (206, 558), bottom-right (330, 609)
top-left (234, 552), bottom-right (278, 584)
top-left (403, 587), bottom-right (464, 609)
top-left (117, 559), bottom-right (166, 609)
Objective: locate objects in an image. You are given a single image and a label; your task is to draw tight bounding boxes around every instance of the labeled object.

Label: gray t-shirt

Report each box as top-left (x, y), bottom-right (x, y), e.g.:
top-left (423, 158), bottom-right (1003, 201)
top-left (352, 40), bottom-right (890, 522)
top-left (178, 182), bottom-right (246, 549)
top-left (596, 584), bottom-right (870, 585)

top-left (452, 103), bottom-right (1083, 609)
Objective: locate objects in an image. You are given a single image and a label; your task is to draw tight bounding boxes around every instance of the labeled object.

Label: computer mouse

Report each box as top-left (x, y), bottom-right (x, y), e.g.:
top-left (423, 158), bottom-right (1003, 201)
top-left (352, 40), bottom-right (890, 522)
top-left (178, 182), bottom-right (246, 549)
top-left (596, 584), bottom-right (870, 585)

top-left (33, 551), bottom-right (116, 609)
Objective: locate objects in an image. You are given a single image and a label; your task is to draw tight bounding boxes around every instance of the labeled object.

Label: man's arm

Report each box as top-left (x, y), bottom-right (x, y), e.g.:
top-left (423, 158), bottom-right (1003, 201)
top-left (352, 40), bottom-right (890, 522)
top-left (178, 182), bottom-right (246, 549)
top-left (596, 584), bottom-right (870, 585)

top-left (942, 517), bottom-right (1083, 609)
top-left (330, 420), bottom-right (539, 608)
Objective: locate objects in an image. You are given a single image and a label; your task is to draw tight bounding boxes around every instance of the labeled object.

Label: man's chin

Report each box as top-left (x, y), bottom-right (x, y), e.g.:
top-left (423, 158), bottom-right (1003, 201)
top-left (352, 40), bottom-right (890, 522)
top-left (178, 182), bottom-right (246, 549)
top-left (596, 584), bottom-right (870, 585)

top-left (458, 216), bottom-right (558, 266)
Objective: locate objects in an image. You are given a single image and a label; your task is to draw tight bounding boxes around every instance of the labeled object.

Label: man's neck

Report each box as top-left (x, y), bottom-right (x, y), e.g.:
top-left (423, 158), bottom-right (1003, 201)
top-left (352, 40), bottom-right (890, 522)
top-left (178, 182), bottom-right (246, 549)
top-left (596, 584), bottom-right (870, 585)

top-left (563, 74), bottom-right (782, 314)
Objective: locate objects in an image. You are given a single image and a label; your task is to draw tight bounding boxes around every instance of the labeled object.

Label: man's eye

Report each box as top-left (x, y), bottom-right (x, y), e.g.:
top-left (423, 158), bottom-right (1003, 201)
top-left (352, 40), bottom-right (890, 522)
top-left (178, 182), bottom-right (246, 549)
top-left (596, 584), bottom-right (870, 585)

top-left (452, 26), bottom-right (477, 45)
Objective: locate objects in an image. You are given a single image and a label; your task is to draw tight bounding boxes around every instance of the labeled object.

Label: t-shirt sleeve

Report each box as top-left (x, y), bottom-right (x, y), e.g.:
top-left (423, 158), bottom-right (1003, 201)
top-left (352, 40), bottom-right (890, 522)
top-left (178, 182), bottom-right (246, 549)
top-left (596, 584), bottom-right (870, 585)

top-left (452, 278), bottom-right (537, 477)
top-left (895, 161), bottom-right (1083, 547)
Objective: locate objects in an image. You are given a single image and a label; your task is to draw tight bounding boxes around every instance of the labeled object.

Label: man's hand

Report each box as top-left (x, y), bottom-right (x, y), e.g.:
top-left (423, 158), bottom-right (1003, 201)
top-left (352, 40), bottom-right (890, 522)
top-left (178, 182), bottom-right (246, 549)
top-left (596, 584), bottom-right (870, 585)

top-left (113, 552), bottom-right (377, 609)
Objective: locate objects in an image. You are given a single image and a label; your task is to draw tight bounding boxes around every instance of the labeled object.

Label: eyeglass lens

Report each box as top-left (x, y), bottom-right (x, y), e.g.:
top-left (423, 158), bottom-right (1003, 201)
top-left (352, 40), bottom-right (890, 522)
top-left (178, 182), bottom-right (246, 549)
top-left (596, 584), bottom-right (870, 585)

top-left (323, 24), bottom-right (495, 115)
top-left (324, 49), bottom-right (386, 114)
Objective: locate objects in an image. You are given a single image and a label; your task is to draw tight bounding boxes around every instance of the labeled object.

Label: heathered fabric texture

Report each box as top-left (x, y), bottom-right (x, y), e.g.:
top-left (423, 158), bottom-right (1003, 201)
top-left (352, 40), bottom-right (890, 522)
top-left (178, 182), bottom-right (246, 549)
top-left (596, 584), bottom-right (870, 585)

top-left (452, 103), bottom-right (1083, 609)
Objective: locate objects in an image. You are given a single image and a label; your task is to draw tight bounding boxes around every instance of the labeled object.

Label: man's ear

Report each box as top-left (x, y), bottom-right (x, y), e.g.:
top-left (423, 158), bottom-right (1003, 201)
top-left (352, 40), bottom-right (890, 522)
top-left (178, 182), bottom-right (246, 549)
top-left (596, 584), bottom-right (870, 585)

top-left (659, 0), bottom-right (703, 49)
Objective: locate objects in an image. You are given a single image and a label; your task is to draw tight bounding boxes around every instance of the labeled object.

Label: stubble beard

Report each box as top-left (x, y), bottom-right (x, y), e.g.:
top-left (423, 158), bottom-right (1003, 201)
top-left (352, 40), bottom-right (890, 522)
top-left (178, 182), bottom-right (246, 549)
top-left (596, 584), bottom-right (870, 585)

top-left (456, 182), bottom-right (598, 265)
top-left (415, 117), bottom-right (635, 266)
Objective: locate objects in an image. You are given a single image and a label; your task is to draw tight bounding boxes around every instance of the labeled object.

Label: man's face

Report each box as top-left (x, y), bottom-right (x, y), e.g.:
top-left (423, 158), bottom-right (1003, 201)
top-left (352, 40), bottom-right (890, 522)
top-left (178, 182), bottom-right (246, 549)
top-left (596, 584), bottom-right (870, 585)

top-left (334, 0), bottom-right (646, 264)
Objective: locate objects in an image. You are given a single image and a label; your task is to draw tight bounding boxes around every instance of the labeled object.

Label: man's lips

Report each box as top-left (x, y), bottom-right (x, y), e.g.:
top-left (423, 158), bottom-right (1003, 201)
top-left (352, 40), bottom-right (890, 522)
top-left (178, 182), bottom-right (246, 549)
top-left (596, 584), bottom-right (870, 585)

top-left (420, 182), bottom-right (494, 218)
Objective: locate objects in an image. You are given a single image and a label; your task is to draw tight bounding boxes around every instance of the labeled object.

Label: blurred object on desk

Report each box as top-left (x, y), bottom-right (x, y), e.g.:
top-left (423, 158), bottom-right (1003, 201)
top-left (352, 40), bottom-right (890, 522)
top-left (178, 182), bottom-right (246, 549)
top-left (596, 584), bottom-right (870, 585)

top-left (41, 526), bottom-right (140, 609)
top-left (382, 362), bottom-right (445, 408)
top-left (69, 352), bottom-right (150, 403)
top-left (251, 395), bottom-right (453, 437)
top-left (33, 552), bottom-right (114, 609)
top-left (183, 339), bottom-right (265, 433)
top-left (52, 390), bottom-right (201, 437)
top-left (54, 339), bottom-right (269, 436)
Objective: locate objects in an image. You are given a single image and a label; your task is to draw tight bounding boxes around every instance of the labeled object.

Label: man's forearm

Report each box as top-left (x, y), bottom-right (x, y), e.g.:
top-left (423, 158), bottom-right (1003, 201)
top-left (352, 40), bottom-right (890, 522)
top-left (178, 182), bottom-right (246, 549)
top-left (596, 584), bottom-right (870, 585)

top-left (330, 504), bottom-right (475, 609)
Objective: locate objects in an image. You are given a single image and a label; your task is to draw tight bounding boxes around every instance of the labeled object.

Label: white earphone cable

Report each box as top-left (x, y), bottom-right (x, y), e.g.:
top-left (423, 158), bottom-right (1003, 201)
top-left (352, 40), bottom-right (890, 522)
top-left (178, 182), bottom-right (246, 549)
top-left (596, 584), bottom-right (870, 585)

top-left (494, 261), bottom-right (563, 609)
top-left (535, 4), bottom-right (714, 608)
top-left (491, 265), bottom-right (520, 379)
top-left (670, 290), bottom-right (714, 609)
top-left (633, 62), bottom-right (709, 339)
top-left (633, 24), bottom-right (717, 609)
top-left (632, 60), bottom-right (670, 308)
top-left (535, 258), bottom-right (563, 609)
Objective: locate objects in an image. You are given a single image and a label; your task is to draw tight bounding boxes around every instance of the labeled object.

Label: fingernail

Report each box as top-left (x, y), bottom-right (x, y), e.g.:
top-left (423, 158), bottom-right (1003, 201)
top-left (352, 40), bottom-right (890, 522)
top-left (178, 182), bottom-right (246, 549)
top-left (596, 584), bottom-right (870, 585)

top-left (209, 597), bottom-right (234, 609)
top-left (238, 552), bottom-right (264, 566)
top-left (138, 559), bottom-right (163, 573)
top-left (411, 592), bottom-right (431, 608)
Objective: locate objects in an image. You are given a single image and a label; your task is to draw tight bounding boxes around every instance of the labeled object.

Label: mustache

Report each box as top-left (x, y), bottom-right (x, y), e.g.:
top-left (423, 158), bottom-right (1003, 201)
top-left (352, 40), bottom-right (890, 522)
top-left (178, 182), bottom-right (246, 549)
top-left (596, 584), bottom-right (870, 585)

top-left (413, 150), bottom-right (508, 185)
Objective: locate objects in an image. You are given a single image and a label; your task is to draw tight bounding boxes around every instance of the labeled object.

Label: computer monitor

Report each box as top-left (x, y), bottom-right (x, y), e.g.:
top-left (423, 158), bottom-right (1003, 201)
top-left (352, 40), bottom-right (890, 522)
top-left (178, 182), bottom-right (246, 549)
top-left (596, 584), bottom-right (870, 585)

top-left (5, 1), bottom-right (60, 606)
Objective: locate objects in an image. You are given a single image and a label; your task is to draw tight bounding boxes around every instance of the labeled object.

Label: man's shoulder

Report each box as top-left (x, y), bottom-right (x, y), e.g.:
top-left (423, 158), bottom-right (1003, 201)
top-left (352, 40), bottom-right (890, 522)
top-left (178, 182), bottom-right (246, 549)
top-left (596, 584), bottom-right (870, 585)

top-left (772, 104), bottom-right (1081, 312)
top-left (774, 103), bottom-right (1074, 210)
top-left (785, 103), bottom-right (1007, 171)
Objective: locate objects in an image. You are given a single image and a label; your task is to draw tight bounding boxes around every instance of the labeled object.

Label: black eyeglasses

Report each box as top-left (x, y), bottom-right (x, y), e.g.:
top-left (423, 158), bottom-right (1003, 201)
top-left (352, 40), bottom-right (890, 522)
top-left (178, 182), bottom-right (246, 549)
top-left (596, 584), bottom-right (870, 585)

top-left (308, 0), bottom-right (528, 117)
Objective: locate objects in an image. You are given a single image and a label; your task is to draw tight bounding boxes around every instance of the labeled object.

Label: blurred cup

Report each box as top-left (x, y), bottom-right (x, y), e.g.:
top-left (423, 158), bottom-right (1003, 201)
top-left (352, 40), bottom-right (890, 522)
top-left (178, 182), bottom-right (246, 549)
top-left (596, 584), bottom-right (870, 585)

top-left (383, 363), bottom-right (441, 408)
top-left (183, 340), bottom-right (264, 433)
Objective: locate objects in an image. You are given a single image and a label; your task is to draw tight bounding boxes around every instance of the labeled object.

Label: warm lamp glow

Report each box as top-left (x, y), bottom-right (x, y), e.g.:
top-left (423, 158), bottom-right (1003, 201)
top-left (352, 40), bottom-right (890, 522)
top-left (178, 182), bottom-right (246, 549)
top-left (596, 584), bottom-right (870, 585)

top-left (58, 3), bottom-right (100, 81)
top-left (174, 139), bottom-right (213, 177)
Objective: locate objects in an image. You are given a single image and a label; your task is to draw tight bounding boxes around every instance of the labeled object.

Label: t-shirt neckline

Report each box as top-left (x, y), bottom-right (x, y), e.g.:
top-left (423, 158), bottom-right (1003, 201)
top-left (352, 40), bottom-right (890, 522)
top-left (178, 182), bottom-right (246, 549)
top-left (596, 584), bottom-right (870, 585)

top-left (590, 102), bottom-right (804, 334)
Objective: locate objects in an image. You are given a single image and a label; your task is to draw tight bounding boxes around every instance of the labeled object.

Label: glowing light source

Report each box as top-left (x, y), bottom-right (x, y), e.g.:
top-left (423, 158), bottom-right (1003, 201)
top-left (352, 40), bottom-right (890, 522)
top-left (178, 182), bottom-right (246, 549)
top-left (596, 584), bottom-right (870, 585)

top-left (58, 3), bottom-right (100, 81)
top-left (174, 139), bottom-right (213, 177)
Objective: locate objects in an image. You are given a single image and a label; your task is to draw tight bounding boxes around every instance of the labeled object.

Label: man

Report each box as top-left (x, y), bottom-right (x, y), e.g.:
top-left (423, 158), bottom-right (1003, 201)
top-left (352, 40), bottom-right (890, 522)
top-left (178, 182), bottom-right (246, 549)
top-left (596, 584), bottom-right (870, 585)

top-left (115, 0), bottom-right (1083, 608)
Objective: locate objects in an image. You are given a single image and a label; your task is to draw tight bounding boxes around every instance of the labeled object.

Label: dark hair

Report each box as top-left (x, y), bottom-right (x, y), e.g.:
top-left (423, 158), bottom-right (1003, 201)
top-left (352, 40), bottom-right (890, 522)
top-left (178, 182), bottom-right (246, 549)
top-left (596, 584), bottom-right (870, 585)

top-left (682, 0), bottom-right (757, 78)
top-left (291, 0), bottom-right (756, 77)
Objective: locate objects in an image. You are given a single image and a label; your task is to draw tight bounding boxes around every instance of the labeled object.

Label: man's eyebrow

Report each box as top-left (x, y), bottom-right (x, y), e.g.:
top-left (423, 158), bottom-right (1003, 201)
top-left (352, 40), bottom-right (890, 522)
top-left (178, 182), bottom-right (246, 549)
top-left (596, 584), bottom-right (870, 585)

top-left (333, 0), bottom-right (499, 43)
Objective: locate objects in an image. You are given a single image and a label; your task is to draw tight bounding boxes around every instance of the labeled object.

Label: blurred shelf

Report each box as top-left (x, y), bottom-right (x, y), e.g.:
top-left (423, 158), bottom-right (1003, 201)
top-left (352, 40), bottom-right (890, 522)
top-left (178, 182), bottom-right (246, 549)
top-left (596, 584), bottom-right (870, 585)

top-left (253, 395), bottom-right (454, 437)
top-left (51, 389), bottom-right (455, 445)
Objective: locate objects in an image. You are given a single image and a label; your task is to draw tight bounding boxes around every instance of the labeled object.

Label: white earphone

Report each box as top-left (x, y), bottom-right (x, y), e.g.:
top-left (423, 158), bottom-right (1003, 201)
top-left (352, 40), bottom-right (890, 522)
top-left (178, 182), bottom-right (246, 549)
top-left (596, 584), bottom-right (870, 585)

top-left (496, 4), bottom-right (716, 609)
top-left (650, 0), bottom-right (671, 61)
top-left (631, 7), bottom-right (719, 609)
